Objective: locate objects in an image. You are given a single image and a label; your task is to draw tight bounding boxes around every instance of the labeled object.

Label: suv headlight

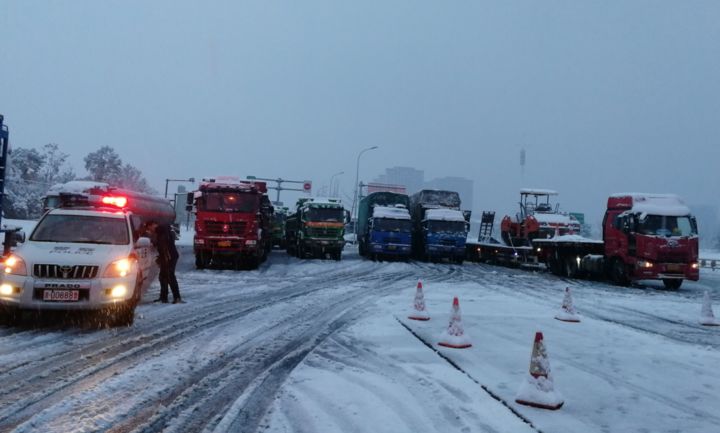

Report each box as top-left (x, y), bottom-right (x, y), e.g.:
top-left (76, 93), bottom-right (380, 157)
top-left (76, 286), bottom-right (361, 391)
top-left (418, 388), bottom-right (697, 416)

top-left (3, 255), bottom-right (28, 276)
top-left (104, 258), bottom-right (136, 278)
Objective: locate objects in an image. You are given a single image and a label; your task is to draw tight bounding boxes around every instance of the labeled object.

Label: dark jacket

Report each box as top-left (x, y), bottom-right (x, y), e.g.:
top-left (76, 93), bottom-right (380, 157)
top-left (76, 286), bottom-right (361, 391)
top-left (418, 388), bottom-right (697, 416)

top-left (155, 224), bottom-right (179, 263)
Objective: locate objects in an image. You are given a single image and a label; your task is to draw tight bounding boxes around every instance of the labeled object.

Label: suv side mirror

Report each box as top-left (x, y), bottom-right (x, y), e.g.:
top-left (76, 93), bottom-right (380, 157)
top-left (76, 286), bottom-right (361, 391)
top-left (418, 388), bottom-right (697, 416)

top-left (13, 230), bottom-right (25, 245)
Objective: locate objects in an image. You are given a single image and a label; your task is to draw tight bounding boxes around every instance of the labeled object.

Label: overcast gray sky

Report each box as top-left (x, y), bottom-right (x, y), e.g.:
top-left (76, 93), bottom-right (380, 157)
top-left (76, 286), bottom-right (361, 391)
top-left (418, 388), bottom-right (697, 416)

top-left (2, 0), bottom-right (719, 226)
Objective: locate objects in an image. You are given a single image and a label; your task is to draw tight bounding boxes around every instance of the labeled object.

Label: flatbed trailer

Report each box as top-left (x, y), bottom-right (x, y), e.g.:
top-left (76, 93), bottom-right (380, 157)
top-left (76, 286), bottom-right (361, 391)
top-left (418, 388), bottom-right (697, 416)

top-left (465, 239), bottom-right (540, 269)
top-left (533, 235), bottom-right (605, 277)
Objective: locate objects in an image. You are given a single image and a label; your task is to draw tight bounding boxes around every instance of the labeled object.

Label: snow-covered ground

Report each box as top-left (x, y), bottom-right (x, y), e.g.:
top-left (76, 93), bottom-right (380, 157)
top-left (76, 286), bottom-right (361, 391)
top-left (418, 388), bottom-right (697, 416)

top-left (0, 239), bottom-right (719, 432)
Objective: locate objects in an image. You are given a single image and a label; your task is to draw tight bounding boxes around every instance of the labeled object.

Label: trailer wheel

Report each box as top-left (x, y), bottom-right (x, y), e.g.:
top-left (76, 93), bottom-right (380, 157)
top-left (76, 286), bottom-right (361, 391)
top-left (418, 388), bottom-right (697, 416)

top-left (662, 279), bottom-right (682, 290)
top-left (611, 258), bottom-right (630, 287)
top-left (564, 256), bottom-right (579, 278)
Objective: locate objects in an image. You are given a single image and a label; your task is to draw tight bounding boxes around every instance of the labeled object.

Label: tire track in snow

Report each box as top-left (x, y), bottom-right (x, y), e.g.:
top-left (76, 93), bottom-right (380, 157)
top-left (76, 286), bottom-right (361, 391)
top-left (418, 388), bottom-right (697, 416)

top-left (0, 267), bottom-right (396, 431)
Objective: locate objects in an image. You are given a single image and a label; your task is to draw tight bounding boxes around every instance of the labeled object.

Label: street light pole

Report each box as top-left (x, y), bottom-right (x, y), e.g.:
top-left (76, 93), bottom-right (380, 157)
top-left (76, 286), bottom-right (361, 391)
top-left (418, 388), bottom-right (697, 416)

top-left (329, 171), bottom-right (344, 197)
top-left (351, 146), bottom-right (378, 242)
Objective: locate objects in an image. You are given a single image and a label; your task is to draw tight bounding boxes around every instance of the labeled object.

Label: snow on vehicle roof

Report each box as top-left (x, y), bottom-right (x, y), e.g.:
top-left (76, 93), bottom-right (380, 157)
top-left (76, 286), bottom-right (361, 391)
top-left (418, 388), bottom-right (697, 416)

top-left (47, 180), bottom-right (109, 195)
top-left (533, 234), bottom-right (603, 244)
top-left (612, 193), bottom-right (691, 217)
top-left (520, 188), bottom-right (558, 196)
top-left (532, 212), bottom-right (579, 225)
top-left (372, 206), bottom-right (410, 220)
top-left (309, 197), bottom-right (342, 205)
top-left (424, 208), bottom-right (466, 222)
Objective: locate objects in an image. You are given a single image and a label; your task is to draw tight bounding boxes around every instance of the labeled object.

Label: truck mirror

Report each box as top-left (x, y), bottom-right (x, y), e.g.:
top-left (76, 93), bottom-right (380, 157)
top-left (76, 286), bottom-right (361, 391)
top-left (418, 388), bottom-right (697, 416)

top-left (345, 210), bottom-right (351, 224)
top-left (185, 204), bottom-right (193, 212)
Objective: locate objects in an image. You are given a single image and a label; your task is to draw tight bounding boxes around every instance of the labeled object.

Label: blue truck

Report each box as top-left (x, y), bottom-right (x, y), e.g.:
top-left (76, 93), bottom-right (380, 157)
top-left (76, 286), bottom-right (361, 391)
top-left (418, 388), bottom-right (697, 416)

top-left (357, 192), bottom-right (412, 260)
top-left (410, 190), bottom-right (470, 263)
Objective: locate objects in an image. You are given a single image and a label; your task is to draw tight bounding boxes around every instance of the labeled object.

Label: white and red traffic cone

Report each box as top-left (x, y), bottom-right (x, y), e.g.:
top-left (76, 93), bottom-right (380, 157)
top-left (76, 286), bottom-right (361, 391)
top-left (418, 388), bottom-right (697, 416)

top-left (700, 291), bottom-right (720, 326)
top-left (408, 280), bottom-right (430, 321)
top-left (438, 297), bottom-right (472, 348)
top-left (555, 287), bottom-right (580, 323)
top-left (515, 332), bottom-right (564, 410)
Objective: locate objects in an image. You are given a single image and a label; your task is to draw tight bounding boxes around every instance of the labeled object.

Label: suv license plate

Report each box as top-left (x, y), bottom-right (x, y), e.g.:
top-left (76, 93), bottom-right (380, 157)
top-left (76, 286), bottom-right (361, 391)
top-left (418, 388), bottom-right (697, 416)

top-left (217, 241), bottom-right (232, 247)
top-left (43, 290), bottom-right (79, 302)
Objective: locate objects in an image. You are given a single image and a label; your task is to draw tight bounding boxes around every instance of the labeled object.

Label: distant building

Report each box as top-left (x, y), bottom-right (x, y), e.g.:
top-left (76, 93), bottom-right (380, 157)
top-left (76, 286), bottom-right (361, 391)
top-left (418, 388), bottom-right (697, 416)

top-left (425, 176), bottom-right (474, 211)
top-left (373, 167), bottom-right (425, 196)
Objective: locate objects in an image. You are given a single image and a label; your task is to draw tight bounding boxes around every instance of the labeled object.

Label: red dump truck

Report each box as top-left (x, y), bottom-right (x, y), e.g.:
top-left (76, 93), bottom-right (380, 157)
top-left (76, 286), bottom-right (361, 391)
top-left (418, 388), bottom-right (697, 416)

top-left (188, 176), bottom-right (273, 269)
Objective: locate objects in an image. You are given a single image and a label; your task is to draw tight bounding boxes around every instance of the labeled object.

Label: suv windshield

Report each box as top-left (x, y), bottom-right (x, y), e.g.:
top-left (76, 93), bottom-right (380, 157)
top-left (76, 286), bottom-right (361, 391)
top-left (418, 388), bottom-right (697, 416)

top-left (31, 214), bottom-right (130, 245)
top-left (428, 220), bottom-right (466, 234)
top-left (638, 215), bottom-right (697, 237)
top-left (201, 192), bottom-right (256, 212)
top-left (373, 218), bottom-right (411, 232)
top-left (306, 207), bottom-right (344, 222)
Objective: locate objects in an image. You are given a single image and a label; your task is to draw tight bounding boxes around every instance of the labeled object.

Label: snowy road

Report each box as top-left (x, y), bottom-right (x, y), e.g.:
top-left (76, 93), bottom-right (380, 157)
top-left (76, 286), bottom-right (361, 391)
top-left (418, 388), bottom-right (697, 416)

top-left (1, 247), bottom-right (719, 433)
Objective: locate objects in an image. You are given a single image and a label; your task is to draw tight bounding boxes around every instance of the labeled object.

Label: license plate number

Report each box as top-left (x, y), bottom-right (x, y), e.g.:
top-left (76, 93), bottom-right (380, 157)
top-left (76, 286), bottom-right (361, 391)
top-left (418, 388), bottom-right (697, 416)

top-left (43, 290), bottom-right (79, 302)
top-left (667, 264), bottom-right (682, 272)
top-left (217, 241), bottom-right (232, 247)
top-left (387, 245), bottom-right (397, 250)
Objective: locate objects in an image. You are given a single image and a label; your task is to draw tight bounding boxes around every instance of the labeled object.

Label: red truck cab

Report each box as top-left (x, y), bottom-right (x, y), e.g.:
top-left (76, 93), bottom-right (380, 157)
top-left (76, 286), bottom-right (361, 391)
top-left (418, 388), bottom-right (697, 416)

top-left (189, 177), bottom-right (273, 269)
top-left (603, 193), bottom-right (699, 289)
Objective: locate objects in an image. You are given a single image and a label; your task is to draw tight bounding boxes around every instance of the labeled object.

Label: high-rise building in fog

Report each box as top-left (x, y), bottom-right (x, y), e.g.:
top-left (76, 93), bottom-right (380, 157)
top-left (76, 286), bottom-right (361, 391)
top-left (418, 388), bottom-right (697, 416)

top-left (425, 176), bottom-right (474, 211)
top-left (373, 166), bottom-right (425, 195)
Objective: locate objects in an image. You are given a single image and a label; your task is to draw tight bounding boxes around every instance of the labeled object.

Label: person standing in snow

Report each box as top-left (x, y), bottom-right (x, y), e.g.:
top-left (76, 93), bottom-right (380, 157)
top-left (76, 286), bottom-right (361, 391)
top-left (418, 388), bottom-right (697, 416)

top-left (148, 221), bottom-right (183, 304)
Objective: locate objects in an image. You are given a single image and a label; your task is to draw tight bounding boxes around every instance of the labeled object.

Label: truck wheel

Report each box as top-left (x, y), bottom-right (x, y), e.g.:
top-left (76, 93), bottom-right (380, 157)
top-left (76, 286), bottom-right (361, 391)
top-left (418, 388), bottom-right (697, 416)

top-left (662, 279), bottom-right (682, 290)
top-left (611, 259), bottom-right (630, 287)
top-left (333, 251), bottom-right (342, 261)
top-left (195, 252), bottom-right (210, 269)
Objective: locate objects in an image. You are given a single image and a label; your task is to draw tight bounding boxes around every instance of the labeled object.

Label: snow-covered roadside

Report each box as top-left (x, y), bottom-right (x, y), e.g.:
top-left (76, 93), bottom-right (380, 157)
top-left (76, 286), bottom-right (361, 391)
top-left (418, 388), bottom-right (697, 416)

top-left (262, 312), bottom-right (535, 433)
top-left (264, 277), bottom-right (720, 433)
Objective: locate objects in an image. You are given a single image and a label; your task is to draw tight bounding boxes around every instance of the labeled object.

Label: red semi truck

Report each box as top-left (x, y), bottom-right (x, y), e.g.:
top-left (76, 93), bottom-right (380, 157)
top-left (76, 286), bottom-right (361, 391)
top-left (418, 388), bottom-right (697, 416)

top-left (534, 193), bottom-right (699, 289)
top-left (188, 177), bottom-right (274, 269)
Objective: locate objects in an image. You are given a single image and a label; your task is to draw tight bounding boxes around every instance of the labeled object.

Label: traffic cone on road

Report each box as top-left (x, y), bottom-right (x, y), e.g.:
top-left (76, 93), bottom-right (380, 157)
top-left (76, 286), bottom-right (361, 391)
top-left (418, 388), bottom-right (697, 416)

top-left (700, 291), bottom-right (720, 326)
top-left (408, 280), bottom-right (430, 321)
top-left (515, 332), bottom-right (564, 410)
top-left (555, 287), bottom-right (580, 323)
top-left (438, 297), bottom-right (472, 348)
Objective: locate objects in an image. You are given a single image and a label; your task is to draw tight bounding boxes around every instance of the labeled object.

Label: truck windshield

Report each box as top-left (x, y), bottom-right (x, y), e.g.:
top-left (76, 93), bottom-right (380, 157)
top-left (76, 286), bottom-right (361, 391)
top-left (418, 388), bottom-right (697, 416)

top-left (31, 214), bottom-right (130, 245)
top-left (306, 208), bottom-right (344, 222)
top-left (428, 220), bottom-right (466, 234)
top-left (202, 192), bottom-right (256, 212)
top-left (374, 218), bottom-right (411, 232)
top-left (638, 215), bottom-right (697, 237)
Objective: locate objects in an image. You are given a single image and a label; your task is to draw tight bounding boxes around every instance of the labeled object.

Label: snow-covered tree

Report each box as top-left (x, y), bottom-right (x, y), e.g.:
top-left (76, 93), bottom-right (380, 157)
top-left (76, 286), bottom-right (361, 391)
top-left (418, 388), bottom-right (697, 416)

top-left (39, 143), bottom-right (75, 187)
top-left (83, 146), bottom-right (155, 194)
top-left (83, 146), bottom-right (123, 183)
top-left (4, 148), bottom-right (50, 219)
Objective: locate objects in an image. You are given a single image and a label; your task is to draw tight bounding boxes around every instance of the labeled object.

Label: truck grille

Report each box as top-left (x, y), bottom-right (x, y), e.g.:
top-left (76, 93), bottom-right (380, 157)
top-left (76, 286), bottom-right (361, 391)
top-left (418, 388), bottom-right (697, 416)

top-left (33, 264), bottom-right (99, 279)
top-left (307, 228), bottom-right (341, 238)
top-left (204, 221), bottom-right (247, 236)
top-left (656, 252), bottom-right (690, 264)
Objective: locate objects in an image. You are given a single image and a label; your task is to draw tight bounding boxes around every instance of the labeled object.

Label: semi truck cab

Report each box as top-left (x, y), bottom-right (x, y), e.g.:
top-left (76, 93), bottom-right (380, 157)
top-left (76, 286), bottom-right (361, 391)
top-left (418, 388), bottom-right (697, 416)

top-left (422, 208), bottom-right (468, 263)
top-left (366, 205), bottom-right (412, 259)
top-left (604, 194), bottom-right (699, 289)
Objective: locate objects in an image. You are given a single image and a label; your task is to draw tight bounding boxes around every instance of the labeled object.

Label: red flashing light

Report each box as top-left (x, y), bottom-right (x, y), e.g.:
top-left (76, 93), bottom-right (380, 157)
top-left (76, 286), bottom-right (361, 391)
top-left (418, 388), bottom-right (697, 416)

top-left (102, 196), bottom-right (128, 208)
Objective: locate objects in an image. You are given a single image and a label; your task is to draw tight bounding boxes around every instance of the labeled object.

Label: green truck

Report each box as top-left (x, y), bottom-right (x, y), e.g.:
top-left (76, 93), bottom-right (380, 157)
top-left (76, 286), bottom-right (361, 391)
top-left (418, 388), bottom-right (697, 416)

top-left (285, 198), bottom-right (347, 260)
